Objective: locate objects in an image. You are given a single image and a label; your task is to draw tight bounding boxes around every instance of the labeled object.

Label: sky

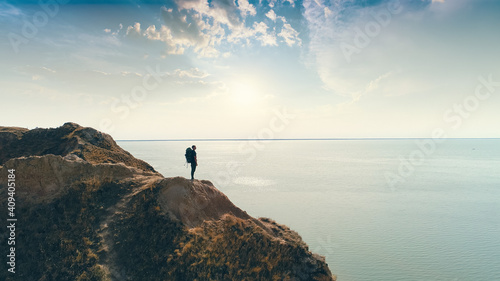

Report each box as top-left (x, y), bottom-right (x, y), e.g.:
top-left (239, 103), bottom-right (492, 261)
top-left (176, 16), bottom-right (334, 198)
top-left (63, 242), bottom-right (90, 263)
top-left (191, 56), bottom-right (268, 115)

top-left (1, 0), bottom-right (500, 139)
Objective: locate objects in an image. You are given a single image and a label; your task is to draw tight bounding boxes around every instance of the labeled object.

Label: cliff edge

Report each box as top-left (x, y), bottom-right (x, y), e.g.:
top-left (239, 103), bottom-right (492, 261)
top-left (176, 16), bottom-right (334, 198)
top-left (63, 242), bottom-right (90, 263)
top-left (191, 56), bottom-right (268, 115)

top-left (0, 123), bottom-right (335, 281)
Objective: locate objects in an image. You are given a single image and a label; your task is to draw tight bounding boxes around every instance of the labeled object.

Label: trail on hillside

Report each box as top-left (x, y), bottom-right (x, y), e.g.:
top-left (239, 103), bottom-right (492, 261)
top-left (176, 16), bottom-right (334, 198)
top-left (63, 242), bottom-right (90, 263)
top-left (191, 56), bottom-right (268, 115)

top-left (97, 175), bottom-right (163, 280)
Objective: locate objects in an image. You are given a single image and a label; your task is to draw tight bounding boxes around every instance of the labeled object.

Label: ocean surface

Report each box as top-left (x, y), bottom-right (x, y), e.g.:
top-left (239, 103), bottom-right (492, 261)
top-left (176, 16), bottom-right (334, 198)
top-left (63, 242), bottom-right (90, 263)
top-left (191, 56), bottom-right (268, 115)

top-left (118, 139), bottom-right (500, 281)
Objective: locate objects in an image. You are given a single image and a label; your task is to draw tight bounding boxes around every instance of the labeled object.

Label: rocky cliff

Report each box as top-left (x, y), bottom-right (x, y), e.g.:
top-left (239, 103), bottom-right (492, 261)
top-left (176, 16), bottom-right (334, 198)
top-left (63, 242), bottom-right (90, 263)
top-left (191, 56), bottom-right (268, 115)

top-left (0, 123), bottom-right (335, 281)
top-left (0, 122), bottom-right (155, 172)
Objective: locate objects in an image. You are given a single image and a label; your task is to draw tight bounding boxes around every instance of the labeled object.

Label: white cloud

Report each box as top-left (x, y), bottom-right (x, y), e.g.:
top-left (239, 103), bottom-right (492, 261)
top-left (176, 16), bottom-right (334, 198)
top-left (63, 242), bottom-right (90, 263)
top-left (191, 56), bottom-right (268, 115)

top-left (119, 71), bottom-right (142, 77)
top-left (428, 0), bottom-right (470, 13)
top-left (109, 24), bottom-right (123, 36)
top-left (238, 0), bottom-right (257, 17)
top-left (347, 71), bottom-right (394, 104)
top-left (143, 25), bottom-right (174, 45)
top-left (176, 0), bottom-right (242, 28)
top-left (266, 9), bottom-right (277, 21)
top-left (324, 7), bottom-right (333, 18)
top-left (284, 0), bottom-right (295, 7)
top-left (268, 0), bottom-right (295, 8)
top-left (278, 23), bottom-right (301, 46)
top-left (255, 23), bottom-right (278, 46)
top-left (124, 13), bottom-right (217, 57)
top-left (126, 22), bottom-right (142, 37)
top-left (253, 22), bottom-right (268, 34)
top-left (18, 66), bottom-right (57, 82)
top-left (302, 0), bottom-right (494, 105)
top-left (41, 67), bottom-right (56, 73)
top-left (227, 22), bottom-right (278, 47)
top-left (93, 70), bottom-right (112, 76)
top-left (160, 7), bottom-right (208, 45)
top-left (175, 68), bottom-right (210, 79)
top-left (255, 22), bottom-right (279, 46)
top-left (120, 0), bottom-right (298, 57)
top-left (302, 0), bottom-right (406, 99)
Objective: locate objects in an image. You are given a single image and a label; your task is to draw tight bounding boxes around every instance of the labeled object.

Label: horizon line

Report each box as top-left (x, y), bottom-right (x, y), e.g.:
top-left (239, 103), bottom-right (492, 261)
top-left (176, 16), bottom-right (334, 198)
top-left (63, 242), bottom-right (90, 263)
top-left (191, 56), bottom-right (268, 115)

top-left (116, 137), bottom-right (500, 142)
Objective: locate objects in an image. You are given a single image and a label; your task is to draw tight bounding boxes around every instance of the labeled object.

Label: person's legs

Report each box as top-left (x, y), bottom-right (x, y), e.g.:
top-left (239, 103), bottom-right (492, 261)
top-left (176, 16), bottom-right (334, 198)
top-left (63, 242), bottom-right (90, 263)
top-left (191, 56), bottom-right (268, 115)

top-left (191, 163), bottom-right (196, 180)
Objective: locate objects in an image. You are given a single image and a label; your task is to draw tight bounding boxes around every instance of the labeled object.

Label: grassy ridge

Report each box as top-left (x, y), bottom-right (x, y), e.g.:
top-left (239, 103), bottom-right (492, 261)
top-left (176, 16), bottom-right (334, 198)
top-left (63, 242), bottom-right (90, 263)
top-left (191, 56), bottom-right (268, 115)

top-left (111, 186), bottom-right (332, 281)
top-left (0, 178), bottom-right (126, 281)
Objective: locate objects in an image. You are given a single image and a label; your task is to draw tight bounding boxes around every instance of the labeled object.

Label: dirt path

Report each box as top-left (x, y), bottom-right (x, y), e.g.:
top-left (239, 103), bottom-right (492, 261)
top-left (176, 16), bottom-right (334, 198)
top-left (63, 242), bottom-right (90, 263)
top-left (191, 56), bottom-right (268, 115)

top-left (96, 175), bottom-right (163, 280)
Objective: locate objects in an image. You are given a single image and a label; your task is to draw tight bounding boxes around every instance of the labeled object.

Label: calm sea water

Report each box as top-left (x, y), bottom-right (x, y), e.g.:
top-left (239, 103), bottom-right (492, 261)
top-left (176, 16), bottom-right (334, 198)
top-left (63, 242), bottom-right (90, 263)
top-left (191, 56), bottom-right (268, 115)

top-left (118, 139), bottom-right (500, 281)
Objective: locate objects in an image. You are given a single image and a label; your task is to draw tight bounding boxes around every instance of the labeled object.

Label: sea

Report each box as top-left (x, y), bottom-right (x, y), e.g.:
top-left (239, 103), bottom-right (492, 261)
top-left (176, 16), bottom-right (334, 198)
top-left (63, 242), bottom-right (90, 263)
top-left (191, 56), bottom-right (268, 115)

top-left (118, 139), bottom-right (500, 281)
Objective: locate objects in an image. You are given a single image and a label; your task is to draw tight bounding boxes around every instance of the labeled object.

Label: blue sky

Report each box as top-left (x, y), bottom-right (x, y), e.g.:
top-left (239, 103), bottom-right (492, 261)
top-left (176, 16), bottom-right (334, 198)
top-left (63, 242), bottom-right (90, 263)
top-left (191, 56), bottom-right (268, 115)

top-left (1, 0), bottom-right (500, 139)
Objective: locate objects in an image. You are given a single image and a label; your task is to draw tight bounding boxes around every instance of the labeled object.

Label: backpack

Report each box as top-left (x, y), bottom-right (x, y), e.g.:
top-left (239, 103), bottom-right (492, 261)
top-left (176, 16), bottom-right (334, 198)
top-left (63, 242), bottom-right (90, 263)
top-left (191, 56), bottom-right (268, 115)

top-left (185, 147), bottom-right (194, 163)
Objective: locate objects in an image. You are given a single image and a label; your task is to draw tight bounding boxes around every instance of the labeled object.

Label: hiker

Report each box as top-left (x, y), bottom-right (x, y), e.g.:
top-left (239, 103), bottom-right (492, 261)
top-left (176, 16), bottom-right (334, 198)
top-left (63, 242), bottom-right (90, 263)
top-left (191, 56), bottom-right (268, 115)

top-left (185, 145), bottom-right (197, 180)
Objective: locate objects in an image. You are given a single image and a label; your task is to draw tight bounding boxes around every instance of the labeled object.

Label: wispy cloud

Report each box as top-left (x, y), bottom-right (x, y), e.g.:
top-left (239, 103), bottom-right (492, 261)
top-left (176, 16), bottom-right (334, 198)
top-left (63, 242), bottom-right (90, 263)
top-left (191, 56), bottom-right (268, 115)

top-left (303, 0), bottom-right (413, 100)
top-left (0, 2), bottom-right (23, 17)
top-left (278, 23), bottom-right (301, 46)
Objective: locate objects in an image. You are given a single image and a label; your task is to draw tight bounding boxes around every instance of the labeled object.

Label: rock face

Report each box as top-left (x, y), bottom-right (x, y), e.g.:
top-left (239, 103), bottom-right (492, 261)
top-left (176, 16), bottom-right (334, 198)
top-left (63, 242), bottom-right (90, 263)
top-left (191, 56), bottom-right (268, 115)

top-left (157, 177), bottom-right (253, 228)
top-left (0, 123), bottom-right (335, 281)
top-left (0, 122), bottom-right (155, 172)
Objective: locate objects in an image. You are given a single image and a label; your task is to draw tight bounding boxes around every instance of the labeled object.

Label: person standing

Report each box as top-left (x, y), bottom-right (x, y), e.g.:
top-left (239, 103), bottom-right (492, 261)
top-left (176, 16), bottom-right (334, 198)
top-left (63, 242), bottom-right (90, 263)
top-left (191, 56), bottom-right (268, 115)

top-left (190, 145), bottom-right (197, 180)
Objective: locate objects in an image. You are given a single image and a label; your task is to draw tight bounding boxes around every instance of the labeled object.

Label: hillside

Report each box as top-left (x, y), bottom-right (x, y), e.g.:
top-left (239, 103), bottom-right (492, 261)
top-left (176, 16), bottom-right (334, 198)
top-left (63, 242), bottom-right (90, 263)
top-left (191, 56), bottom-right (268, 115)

top-left (0, 123), bottom-right (335, 281)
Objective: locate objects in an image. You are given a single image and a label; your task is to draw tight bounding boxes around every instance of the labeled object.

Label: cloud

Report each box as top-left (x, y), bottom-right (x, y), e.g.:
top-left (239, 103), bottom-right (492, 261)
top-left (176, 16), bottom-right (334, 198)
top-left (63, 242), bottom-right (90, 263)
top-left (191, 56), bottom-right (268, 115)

top-left (15, 63), bottom-right (218, 105)
top-left (266, 9), bottom-right (277, 21)
top-left (324, 7), bottom-right (333, 17)
top-left (284, 0), bottom-right (295, 7)
top-left (0, 2), bottom-right (23, 17)
top-left (268, 0), bottom-right (296, 8)
top-left (175, 0), bottom-right (242, 28)
top-left (159, 2), bottom-right (246, 56)
top-left (115, 0), bottom-right (301, 57)
top-left (144, 25), bottom-right (165, 41)
top-left (126, 22), bottom-right (142, 37)
top-left (175, 68), bottom-right (210, 79)
top-left (302, 0), bottom-right (500, 107)
top-left (17, 66), bottom-right (57, 82)
top-left (107, 24), bottom-right (123, 36)
top-left (41, 66), bottom-right (56, 73)
top-left (226, 21), bottom-right (280, 47)
top-left (160, 7), bottom-right (208, 45)
top-left (278, 23), bottom-right (301, 46)
top-left (254, 22), bottom-right (278, 46)
top-left (349, 71), bottom-right (394, 104)
top-left (427, 0), bottom-right (472, 13)
top-left (123, 18), bottom-right (214, 57)
top-left (302, 0), bottom-right (408, 100)
top-left (238, 0), bottom-right (257, 17)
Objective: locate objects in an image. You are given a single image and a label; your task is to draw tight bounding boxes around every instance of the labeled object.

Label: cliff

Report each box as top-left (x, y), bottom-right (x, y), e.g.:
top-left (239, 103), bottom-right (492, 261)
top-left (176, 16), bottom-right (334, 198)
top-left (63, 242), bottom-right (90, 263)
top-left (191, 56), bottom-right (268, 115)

top-left (0, 122), bottom-right (155, 173)
top-left (0, 123), bottom-right (335, 281)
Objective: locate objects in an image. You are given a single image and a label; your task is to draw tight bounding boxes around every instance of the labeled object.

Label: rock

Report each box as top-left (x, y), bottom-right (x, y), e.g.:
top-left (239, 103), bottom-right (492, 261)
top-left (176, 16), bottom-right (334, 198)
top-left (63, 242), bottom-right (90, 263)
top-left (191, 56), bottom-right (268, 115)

top-left (0, 122), bottom-right (156, 173)
top-left (0, 123), bottom-right (336, 281)
top-left (0, 154), bottom-right (153, 204)
top-left (157, 177), bottom-right (252, 228)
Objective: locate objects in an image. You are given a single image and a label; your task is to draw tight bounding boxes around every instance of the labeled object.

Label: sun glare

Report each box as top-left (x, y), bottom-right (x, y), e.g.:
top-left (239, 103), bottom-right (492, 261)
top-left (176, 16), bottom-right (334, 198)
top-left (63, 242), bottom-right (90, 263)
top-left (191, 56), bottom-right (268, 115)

top-left (231, 82), bottom-right (259, 106)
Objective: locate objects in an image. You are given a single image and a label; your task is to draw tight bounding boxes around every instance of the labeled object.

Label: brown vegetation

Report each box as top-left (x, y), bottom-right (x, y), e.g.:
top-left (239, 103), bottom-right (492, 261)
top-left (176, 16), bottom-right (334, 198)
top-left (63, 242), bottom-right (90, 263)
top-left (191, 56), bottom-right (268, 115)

top-left (0, 122), bottom-right (156, 173)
